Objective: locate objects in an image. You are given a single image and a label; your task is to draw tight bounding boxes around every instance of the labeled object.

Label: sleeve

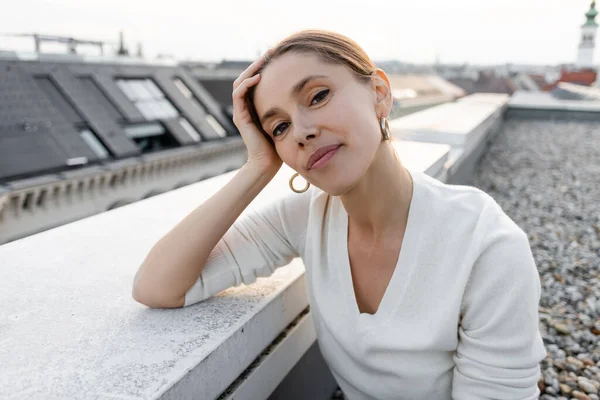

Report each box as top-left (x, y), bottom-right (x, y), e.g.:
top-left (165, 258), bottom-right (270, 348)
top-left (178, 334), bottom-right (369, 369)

top-left (183, 187), bottom-right (314, 307)
top-left (452, 206), bottom-right (547, 400)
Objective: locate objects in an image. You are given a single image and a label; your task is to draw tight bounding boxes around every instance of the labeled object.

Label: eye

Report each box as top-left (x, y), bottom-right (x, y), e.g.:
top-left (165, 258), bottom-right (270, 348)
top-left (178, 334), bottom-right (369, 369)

top-left (272, 122), bottom-right (290, 137)
top-left (310, 89), bottom-right (330, 106)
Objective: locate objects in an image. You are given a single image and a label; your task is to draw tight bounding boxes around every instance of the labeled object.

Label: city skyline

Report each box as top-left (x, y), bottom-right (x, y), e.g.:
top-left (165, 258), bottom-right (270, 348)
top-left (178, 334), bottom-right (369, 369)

top-left (1, 0), bottom-right (598, 66)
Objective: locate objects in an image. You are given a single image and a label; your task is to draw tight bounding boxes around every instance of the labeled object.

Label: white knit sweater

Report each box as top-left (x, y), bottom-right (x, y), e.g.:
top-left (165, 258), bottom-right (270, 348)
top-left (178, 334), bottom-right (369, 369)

top-left (184, 168), bottom-right (547, 399)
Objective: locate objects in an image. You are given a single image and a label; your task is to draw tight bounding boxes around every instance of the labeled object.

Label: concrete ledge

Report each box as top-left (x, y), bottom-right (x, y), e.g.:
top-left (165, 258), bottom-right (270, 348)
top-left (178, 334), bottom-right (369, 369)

top-left (219, 308), bottom-right (316, 400)
top-left (389, 101), bottom-right (502, 147)
top-left (506, 107), bottom-right (600, 121)
top-left (0, 167), bottom-right (310, 400)
top-left (159, 261), bottom-right (309, 400)
top-left (0, 139), bottom-right (452, 399)
top-left (268, 341), bottom-right (338, 400)
top-left (388, 93), bottom-right (507, 184)
top-left (392, 140), bottom-right (451, 181)
top-left (553, 82), bottom-right (600, 101)
top-left (457, 93), bottom-right (509, 107)
top-left (507, 91), bottom-right (600, 121)
top-left (509, 91), bottom-right (600, 112)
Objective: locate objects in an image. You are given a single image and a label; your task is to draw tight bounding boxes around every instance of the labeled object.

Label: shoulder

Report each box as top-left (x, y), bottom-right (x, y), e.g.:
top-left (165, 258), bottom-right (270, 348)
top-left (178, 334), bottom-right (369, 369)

top-left (273, 184), bottom-right (328, 220)
top-left (413, 169), bottom-right (495, 214)
top-left (419, 176), bottom-right (534, 284)
top-left (413, 170), bottom-right (504, 226)
top-left (411, 169), bottom-right (527, 249)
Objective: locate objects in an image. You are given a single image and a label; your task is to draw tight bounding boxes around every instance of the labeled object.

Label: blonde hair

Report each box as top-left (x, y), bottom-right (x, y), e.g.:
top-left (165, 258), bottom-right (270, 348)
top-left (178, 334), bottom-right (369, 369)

top-left (246, 29), bottom-right (378, 137)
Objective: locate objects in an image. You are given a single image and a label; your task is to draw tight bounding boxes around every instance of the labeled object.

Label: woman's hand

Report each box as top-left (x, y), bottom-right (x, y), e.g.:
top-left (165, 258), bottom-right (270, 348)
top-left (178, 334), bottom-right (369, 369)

top-left (232, 51), bottom-right (282, 175)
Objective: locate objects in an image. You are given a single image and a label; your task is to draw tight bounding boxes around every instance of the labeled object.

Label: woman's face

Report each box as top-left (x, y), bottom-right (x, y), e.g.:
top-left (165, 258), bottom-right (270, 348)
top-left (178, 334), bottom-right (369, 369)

top-left (253, 52), bottom-right (391, 196)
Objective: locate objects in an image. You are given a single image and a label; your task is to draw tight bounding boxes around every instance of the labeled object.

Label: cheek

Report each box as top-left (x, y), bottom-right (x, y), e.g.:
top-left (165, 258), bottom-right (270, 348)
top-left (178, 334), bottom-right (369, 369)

top-left (335, 102), bottom-right (380, 150)
top-left (340, 115), bottom-right (381, 175)
top-left (274, 142), bottom-right (300, 170)
top-left (331, 94), bottom-right (375, 137)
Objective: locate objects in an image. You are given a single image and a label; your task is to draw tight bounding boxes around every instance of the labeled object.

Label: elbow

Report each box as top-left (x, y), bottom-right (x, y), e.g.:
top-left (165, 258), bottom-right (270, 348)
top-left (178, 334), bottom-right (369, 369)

top-left (132, 276), bottom-right (185, 309)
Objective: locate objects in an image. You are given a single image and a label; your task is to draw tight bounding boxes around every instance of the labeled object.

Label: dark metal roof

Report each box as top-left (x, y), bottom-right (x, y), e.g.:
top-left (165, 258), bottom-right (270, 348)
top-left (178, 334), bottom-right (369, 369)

top-left (180, 66), bottom-right (239, 108)
top-left (528, 74), bottom-right (548, 89)
top-left (194, 77), bottom-right (236, 107)
top-left (216, 60), bottom-right (252, 70)
top-left (0, 56), bottom-right (240, 183)
top-left (449, 74), bottom-right (517, 95)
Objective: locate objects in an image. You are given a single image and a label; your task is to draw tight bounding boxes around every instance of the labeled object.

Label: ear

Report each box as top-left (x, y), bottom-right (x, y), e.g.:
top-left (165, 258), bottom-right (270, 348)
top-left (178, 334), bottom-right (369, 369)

top-left (371, 68), bottom-right (393, 119)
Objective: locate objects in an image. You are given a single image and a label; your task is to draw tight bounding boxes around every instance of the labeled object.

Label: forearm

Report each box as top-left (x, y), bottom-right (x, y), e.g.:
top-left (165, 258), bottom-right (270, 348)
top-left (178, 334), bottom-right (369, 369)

top-left (452, 211), bottom-right (546, 398)
top-left (132, 163), bottom-right (278, 308)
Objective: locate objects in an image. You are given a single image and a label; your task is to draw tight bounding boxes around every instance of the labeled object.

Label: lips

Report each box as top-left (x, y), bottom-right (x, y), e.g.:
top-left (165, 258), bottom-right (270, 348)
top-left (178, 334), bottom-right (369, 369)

top-left (307, 144), bottom-right (341, 170)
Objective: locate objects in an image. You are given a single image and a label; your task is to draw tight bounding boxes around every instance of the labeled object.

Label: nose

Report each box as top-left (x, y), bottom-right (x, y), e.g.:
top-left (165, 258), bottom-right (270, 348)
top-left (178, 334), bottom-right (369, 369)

top-left (292, 113), bottom-right (319, 147)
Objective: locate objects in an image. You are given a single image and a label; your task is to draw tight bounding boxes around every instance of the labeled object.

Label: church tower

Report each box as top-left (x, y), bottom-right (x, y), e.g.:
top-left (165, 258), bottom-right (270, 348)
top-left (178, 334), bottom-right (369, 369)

top-left (577, 1), bottom-right (599, 68)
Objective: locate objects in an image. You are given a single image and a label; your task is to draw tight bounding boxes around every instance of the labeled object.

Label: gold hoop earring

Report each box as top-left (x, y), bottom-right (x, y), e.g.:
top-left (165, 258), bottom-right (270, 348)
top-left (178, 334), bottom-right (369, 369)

top-left (380, 116), bottom-right (391, 140)
top-left (289, 173), bottom-right (310, 193)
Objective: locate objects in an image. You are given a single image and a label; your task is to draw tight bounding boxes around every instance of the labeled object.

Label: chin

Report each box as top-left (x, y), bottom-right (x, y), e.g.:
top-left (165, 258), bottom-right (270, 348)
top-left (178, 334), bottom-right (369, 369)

top-left (314, 176), bottom-right (358, 197)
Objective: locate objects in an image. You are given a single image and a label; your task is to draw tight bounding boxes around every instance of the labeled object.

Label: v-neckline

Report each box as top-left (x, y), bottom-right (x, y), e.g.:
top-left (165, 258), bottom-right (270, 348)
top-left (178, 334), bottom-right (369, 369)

top-left (336, 168), bottom-right (423, 329)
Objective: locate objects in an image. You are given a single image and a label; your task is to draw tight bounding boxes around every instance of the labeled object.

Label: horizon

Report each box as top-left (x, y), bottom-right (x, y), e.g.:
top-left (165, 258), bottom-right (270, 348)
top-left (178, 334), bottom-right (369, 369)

top-left (1, 0), bottom-right (598, 66)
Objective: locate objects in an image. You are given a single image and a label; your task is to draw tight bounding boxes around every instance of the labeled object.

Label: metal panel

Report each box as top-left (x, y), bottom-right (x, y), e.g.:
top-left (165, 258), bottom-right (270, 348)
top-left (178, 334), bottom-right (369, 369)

top-left (0, 57), bottom-right (238, 181)
top-left (197, 77), bottom-right (235, 107)
top-left (78, 76), bottom-right (123, 122)
top-left (35, 76), bottom-right (83, 125)
top-left (50, 70), bottom-right (139, 158)
top-left (0, 125), bottom-right (67, 181)
top-left (93, 73), bottom-right (145, 122)
top-left (0, 61), bottom-right (97, 178)
top-left (174, 73), bottom-right (237, 135)
top-left (4, 62), bottom-right (104, 161)
top-left (154, 70), bottom-right (232, 140)
top-left (161, 118), bottom-right (201, 145)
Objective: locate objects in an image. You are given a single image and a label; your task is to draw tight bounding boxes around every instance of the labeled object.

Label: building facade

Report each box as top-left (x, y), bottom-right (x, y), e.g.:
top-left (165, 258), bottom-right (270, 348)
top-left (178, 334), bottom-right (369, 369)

top-left (0, 52), bottom-right (247, 245)
top-left (577, 1), bottom-right (599, 69)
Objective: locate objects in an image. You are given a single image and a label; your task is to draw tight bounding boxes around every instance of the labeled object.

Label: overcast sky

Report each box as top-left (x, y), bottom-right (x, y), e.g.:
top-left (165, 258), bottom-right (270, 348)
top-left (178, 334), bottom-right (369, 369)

top-left (1, 0), bottom-right (597, 66)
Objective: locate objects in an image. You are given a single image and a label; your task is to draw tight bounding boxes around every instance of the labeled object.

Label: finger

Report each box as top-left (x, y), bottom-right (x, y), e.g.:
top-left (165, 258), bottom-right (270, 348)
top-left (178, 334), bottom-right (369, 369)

top-left (232, 74), bottom-right (261, 122)
top-left (232, 74), bottom-right (261, 101)
top-left (233, 57), bottom-right (266, 89)
top-left (233, 49), bottom-right (272, 90)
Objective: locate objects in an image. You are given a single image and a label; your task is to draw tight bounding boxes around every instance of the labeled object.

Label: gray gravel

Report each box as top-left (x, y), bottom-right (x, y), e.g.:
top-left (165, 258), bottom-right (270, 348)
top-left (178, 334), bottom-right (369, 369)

top-left (330, 117), bottom-right (600, 399)
top-left (473, 118), bottom-right (600, 400)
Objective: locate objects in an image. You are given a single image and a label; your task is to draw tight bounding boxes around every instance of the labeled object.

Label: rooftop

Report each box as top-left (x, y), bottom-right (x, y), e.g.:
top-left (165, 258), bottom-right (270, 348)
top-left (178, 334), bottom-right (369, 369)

top-left (0, 92), bottom-right (554, 399)
top-left (1, 63), bottom-right (600, 399)
top-left (0, 55), bottom-right (239, 185)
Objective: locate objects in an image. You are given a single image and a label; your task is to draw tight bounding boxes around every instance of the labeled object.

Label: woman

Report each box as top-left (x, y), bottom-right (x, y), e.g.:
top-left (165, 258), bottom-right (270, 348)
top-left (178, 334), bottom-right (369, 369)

top-left (132, 30), bottom-right (546, 399)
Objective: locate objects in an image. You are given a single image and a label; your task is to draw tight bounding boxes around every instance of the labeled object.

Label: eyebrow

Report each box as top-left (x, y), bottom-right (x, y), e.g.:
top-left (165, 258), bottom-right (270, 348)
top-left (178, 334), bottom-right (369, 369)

top-left (259, 74), bottom-right (328, 125)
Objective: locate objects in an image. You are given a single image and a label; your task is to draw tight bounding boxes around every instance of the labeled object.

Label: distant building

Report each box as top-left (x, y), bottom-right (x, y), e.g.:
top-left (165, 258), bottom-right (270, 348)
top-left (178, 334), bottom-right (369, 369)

top-left (441, 4), bottom-right (600, 94)
top-left (0, 46), bottom-right (247, 245)
top-left (386, 74), bottom-right (465, 118)
top-left (542, 1), bottom-right (600, 90)
top-left (577, 1), bottom-right (599, 69)
top-left (449, 71), bottom-right (518, 95)
top-left (545, 69), bottom-right (598, 90)
top-left (550, 81), bottom-right (600, 100)
top-left (528, 74), bottom-right (549, 90)
top-left (180, 60), bottom-right (254, 118)
top-left (511, 73), bottom-right (542, 92)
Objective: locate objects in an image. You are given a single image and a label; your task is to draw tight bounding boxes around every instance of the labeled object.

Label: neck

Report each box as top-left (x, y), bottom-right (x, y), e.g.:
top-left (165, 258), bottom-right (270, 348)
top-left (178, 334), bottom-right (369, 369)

top-left (339, 141), bottom-right (414, 240)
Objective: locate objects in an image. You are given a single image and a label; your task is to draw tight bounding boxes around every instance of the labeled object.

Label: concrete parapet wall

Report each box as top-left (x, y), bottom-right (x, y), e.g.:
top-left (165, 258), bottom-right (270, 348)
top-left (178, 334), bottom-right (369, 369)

top-left (389, 93), bottom-right (508, 185)
top-left (507, 91), bottom-right (600, 121)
